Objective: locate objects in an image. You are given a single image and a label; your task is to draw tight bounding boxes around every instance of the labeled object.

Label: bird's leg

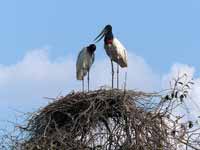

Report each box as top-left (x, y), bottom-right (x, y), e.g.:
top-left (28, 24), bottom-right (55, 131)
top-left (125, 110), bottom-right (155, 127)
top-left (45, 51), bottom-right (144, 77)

top-left (117, 63), bottom-right (119, 89)
top-left (82, 78), bottom-right (84, 92)
top-left (124, 71), bottom-right (127, 91)
top-left (111, 60), bottom-right (114, 89)
top-left (87, 69), bottom-right (90, 92)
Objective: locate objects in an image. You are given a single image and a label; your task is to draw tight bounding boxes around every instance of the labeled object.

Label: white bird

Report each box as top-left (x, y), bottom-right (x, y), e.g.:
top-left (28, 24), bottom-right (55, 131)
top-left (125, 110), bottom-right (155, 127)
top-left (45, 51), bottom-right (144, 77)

top-left (94, 25), bottom-right (128, 89)
top-left (76, 44), bottom-right (96, 92)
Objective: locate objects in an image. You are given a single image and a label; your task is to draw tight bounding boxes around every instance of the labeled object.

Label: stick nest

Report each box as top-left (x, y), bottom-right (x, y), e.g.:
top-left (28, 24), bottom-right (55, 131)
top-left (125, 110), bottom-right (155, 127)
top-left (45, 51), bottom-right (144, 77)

top-left (2, 88), bottom-right (200, 150)
top-left (19, 89), bottom-right (170, 150)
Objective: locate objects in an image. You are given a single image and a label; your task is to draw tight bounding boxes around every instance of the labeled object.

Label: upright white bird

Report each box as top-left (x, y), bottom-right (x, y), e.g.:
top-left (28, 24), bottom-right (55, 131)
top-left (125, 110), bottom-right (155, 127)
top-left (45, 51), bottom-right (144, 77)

top-left (94, 25), bottom-right (128, 89)
top-left (76, 44), bottom-right (96, 92)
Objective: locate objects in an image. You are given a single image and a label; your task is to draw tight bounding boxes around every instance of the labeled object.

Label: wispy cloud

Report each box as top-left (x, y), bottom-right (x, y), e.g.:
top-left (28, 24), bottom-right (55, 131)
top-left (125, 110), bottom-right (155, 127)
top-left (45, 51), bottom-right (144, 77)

top-left (90, 52), bottom-right (159, 91)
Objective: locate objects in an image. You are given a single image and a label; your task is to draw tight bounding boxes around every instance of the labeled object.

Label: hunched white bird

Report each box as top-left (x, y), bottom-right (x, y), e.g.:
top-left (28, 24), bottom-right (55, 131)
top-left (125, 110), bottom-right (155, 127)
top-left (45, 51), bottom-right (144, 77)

top-left (76, 44), bottom-right (96, 92)
top-left (94, 25), bottom-right (128, 89)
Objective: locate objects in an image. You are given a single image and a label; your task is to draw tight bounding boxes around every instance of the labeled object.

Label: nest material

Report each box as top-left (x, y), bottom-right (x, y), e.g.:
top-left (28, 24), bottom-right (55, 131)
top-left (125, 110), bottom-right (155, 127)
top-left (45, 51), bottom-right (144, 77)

top-left (20, 89), bottom-right (171, 150)
top-left (2, 76), bottom-right (200, 150)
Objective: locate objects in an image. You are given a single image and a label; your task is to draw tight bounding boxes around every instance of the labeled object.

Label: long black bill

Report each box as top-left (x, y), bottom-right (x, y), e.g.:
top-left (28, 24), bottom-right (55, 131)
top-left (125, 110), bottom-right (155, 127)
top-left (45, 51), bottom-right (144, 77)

top-left (94, 29), bottom-right (105, 43)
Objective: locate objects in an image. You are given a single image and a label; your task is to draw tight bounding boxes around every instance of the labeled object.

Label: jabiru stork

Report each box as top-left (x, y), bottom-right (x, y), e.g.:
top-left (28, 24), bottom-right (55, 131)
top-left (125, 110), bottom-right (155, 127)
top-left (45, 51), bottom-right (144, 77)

top-left (76, 44), bottom-right (96, 92)
top-left (94, 25), bottom-right (128, 89)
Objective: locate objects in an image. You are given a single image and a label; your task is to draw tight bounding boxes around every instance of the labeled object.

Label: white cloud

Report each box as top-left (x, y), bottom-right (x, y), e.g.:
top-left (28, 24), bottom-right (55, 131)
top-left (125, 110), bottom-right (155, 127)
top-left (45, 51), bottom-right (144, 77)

top-left (90, 52), bottom-right (159, 91)
top-left (126, 53), bottom-right (160, 91)
top-left (0, 49), bottom-right (76, 128)
top-left (0, 48), bottom-right (158, 97)
top-left (162, 63), bottom-right (195, 89)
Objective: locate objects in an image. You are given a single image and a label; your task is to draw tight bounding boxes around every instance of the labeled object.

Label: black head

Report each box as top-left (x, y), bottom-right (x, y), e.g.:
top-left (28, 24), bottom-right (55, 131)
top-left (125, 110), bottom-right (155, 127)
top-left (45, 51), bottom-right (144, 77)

top-left (104, 24), bottom-right (112, 32)
top-left (94, 24), bottom-right (113, 43)
top-left (87, 44), bottom-right (96, 54)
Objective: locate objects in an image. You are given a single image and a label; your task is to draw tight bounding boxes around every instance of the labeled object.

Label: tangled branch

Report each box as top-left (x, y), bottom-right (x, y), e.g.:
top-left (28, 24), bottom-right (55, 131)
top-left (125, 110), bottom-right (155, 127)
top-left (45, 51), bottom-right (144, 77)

top-left (1, 76), bottom-right (200, 150)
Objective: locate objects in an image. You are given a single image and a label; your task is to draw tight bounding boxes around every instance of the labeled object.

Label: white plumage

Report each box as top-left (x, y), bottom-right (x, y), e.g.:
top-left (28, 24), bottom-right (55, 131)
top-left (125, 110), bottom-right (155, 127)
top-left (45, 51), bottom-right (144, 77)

top-left (76, 47), bottom-right (95, 80)
top-left (76, 44), bottom-right (96, 92)
top-left (104, 37), bottom-right (128, 68)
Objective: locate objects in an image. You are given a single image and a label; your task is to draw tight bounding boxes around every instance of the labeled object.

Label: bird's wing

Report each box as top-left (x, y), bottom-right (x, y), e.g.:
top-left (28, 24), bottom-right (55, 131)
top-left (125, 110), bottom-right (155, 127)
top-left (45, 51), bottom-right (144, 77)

top-left (76, 48), bottom-right (88, 80)
top-left (113, 38), bottom-right (128, 67)
top-left (91, 53), bottom-right (95, 66)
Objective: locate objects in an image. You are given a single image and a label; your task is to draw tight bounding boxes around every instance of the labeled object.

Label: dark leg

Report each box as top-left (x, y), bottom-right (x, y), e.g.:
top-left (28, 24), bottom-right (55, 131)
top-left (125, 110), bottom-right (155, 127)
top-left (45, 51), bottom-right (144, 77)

top-left (87, 69), bottom-right (90, 92)
top-left (124, 71), bottom-right (127, 91)
top-left (82, 78), bottom-right (84, 92)
top-left (111, 60), bottom-right (114, 89)
top-left (117, 63), bottom-right (119, 89)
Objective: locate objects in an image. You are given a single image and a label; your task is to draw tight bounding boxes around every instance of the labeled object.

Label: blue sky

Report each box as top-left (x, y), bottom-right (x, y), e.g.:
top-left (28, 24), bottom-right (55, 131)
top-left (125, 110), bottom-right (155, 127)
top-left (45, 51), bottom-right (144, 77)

top-left (1, 0), bottom-right (200, 72)
top-left (0, 0), bottom-right (200, 130)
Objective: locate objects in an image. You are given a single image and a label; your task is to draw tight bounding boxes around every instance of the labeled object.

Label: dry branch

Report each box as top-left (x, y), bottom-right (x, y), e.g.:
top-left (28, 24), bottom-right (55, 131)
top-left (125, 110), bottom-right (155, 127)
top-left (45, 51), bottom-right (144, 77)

top-left (1, 86), bottom-right (200, 150)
